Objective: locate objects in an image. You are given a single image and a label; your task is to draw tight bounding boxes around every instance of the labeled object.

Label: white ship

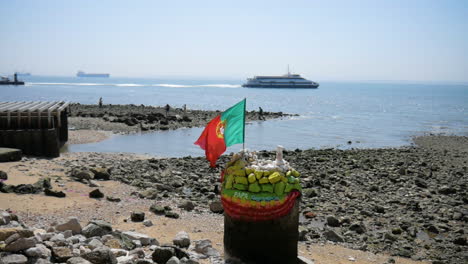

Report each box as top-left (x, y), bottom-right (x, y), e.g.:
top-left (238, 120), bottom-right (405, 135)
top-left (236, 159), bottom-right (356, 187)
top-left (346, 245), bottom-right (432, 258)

top-left (242, 67), bottom-right (319, 89)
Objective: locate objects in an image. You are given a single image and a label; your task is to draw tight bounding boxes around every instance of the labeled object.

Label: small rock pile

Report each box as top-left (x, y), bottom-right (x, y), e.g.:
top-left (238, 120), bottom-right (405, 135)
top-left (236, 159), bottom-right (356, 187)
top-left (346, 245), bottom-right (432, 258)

top-left (0, 210), bottom-right (221, 264)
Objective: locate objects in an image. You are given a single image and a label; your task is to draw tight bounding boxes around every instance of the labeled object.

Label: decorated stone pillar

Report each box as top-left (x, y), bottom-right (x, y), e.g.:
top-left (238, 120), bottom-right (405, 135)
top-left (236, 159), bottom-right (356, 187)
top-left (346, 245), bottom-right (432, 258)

top-left (221, 147), bottom-right (302, 264)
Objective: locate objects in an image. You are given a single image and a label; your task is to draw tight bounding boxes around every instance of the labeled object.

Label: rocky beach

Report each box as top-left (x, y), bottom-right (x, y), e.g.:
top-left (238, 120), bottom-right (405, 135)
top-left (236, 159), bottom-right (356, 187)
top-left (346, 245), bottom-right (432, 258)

top-left (1, 122), bottom-right (467, 263)
top-left (0, 104), bottom-right (467, 264)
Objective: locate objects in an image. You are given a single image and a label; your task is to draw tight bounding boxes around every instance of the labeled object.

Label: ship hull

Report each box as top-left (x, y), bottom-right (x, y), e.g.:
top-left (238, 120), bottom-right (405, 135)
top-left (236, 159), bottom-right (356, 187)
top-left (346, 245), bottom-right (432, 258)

top-left (0, 81), bottom-right (25, 85)
top-left (242, 83), bottom-right (319, 88)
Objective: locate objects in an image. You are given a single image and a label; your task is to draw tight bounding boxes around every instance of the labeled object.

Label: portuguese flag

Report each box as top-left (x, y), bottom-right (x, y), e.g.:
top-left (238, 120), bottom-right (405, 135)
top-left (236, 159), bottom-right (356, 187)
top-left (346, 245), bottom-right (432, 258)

top-left (195, 99), bottom-right (246, 167)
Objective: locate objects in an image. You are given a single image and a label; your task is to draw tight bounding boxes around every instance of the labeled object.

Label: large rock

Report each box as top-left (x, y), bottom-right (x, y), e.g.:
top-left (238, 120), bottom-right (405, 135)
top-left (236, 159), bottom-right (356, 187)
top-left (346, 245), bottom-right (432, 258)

top-left (52, 247), bottom-right (73, 262)
top-left (178, 200), bottom-right (195, 211)
top-left (0, 170), bottom-right (7, 180)
top-left (82, 221), bottom-right (112, 238)
top-left (173, 231), bottom-right (190, 248)
top-left (152, 246), bottom-right (175, 264)
top-left (44, 188), bottom-right (66, 198)
top-left (139, 188), bottom-right (158, 199)
top-left (71, 169), bottom-right (94, 181)
top-left (323, 230), bottom-right (344, 242)
top-left (130, 212), bottom-right (145, 222)
top-left (209, 201), bottom-right (223, 214)
top-left (0, 228), bottom-right (34, 241)
top-left (5, 237), bottom-right (37, 252)
top-left (326, 216), bottom-right (340, 227)
top-left (89, 189), bottom-right (104, 199)
top-left (166, 256), bottom-right (180, 264)
top-left (55, 217), bottom-right (82, 234)
top-left (0, 148), bottom-right (22, 162)
top-left (122, 231), bottom-right (158, 246)
top-left (81, 247), bottom-right (117, 264)
top-left (194, 239), bottom-right (219, 257)
top-left (90, 168), bottom-right (110, 180)
top-left (25, 244), bottom-right (51, 258)
top-left (1, 254), bottom-right (28, 264)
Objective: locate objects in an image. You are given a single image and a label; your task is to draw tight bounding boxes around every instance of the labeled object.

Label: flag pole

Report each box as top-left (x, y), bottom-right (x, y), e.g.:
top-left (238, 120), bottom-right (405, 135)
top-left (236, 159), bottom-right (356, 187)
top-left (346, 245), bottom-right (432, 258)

top-left (242, 98), bottom-right (246, 153)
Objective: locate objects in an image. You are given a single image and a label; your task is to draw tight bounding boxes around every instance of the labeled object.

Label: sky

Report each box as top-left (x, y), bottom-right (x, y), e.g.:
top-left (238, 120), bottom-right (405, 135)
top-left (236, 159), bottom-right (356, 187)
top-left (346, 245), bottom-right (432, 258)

top-left (1, 0), bottom-right (467, 81)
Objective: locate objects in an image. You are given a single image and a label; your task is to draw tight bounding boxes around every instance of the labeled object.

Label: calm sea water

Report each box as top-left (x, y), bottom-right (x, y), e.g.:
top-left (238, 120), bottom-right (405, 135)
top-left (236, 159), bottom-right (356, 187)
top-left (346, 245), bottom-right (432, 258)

top-left (2, 76), bottom-right (467, 157)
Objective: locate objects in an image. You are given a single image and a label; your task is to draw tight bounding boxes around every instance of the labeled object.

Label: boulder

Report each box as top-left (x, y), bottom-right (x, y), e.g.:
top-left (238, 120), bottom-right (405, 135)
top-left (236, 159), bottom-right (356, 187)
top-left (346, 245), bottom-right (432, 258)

top-left (81, 247), bottom-right (117, 264)
top-left (173, 231), bottom-right (190, 248)
top-left (152, 246), bottom-right (175, 264)
top-left (122, 231), bottom-right (157, 246)
top-left (44, 188), bottom-right (66, 198)
top-left (326, 215), bottom-right (340, 227)
top-left (106, 196), bottom-right (121, 202)
top-left (89, 189), bottom-right (104, 199)
top-left (167, 256), bottom-right (180, 264)
top-left (165, 211), bottom-right (179, 219)
top-left (209, 201), bottom-right (223, 214)
top-left (143, 220), bottom-right (153, 227)
top-left (82, 222), bottom-right (112, 238)
top-left (55, 217), bottom-right (82, 234)
top-left (52, 247), bottom-right (73, 262)
top-left (194, 239), bottom-right (219, 257)
top-left (149, 204), bottom-right (165, 215)
top-left (139, 188), bottom-right (158, 199)
top-left (71, 169), bottom-right (94, 181)
top-left (0, 148), bottom-right (22, 162)
top-left (5, 237), bottom-right (37, 252)
top-left (0, 228), bottom-right (34, 241)
top-left (1, 254), bottom-right (28, 264)
top-left (25, 244), bottom-right (52, 258)
top-left (0, 170), bottom-right (8, 180)
top-left (323, 230), bottom-right (344, 242)
top-left (130, 212), bottom-right (145, 222)
top-left (90, 168), bottom-right (111, 180)
top-left (178, 200), bottom-right (195, 211)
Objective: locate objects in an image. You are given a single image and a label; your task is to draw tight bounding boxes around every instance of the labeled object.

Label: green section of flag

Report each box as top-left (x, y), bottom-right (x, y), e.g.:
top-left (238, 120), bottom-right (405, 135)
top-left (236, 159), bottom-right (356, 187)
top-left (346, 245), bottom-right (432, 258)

top-left (221, 99), bottom-right (245, 147)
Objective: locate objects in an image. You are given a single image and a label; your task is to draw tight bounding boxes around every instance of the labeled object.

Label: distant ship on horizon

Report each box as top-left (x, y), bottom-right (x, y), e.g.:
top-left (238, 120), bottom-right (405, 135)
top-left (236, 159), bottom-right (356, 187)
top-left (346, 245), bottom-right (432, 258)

top-left (77, 71), bottom-right (110, 78)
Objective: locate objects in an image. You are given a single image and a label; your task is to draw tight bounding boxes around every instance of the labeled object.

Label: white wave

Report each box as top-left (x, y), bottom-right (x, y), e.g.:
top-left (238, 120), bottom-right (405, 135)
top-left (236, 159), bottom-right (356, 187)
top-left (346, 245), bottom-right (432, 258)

top-left (28, 82), bottom-right (106, 86)
top-left (115, 83), bottom-right (144, 87)
top-left (27, 82), bottom-right (241, 88)
top-left (153, 84), bottom-right (194, 88)
top-left (195, 84), bottom-right (241, 88)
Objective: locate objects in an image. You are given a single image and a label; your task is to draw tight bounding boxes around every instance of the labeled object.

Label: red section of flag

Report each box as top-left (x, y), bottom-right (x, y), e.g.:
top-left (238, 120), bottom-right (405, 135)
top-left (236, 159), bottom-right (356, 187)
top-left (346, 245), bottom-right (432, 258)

top-left (194, 115), bottom-right (227, 167)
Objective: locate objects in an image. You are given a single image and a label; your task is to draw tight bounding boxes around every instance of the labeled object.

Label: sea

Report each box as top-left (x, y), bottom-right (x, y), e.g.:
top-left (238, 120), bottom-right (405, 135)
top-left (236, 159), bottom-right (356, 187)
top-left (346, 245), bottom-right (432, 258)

top-left (1, 76), bottom-right (467, 157)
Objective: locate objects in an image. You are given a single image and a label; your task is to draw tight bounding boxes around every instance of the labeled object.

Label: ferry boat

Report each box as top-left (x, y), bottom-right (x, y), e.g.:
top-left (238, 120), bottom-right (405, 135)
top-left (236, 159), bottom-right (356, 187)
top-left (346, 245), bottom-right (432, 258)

top-left (242, 68), bottom-right (319, 89)
top-left (77, 71), bottom-right (110, 78)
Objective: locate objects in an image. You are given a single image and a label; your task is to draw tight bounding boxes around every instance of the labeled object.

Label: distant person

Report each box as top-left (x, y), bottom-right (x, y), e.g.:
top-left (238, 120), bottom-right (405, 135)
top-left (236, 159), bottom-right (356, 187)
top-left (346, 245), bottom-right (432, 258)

top-left (98, 97), bottom-right (103, 108)
top-left (259, 107), bottom-right (265, 120)
top-left (183, 104), bottom-right (187, 114)
top-left (165, 104), bottom-right (170, 117)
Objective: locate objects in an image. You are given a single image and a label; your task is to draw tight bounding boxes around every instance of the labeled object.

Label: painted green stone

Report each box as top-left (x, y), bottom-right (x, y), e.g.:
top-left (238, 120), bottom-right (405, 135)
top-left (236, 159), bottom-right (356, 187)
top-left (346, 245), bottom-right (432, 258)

top-left (274, 182), bottom-right (286, 196)
top-left (234, 183), bottom-right (247, 190)
top-left (261, 183), bottom-right (274, 193)
top-left (248, 182), bottom-right (261, 193)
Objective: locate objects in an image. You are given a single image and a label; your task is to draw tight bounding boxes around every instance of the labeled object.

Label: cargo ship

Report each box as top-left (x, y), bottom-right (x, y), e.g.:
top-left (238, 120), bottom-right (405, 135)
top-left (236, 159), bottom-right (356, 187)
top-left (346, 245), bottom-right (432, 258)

top-left (77, 71), bottom-right (110, 78)
top-left (242, 67), bottom-right (319, 89)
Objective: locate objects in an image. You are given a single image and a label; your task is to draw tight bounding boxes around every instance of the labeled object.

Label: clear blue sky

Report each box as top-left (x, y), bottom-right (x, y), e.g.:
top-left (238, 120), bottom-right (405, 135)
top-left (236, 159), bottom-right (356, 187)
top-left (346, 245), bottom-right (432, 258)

top-left (1, 0), bottom-right (467, 81)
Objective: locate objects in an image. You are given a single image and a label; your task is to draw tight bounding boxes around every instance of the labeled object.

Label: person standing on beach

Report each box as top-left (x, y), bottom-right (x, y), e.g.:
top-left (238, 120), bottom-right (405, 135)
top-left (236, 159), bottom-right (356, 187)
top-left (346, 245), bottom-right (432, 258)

top-left (165, 104), bottom-right (170, 117)
top-left (259, 107), bottom-right (265, 120)
top-left (99, 97), bottom-right (103, 108)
